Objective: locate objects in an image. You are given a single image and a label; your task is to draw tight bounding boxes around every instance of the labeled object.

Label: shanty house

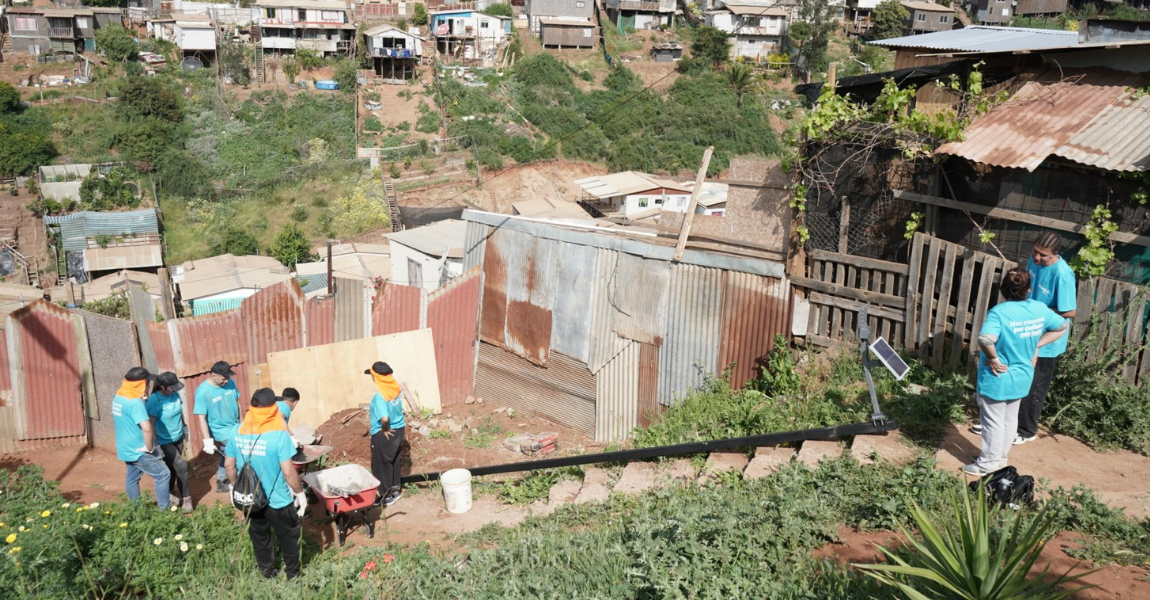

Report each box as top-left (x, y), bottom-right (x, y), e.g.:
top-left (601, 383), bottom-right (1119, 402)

top-left (4, 7), bottom-right (121, 55)
top-left (901, 0), bottom-right (955, 35)
top-left (43, 209), bottom-right (163, 284)
top-left (430, 9), bottom-right (512, 62)
top-left (974, 0), bottom-right (1067, 25)
top-left (871, 25), bottom-right (1078, 69)
top-left (252, 0), bottom-right (355, 57)
top-left (172, 254), bottom-right (293, 315)
top-left (148, 13), bottom-right (217, 65)
top-left (706, 2), bottom-right (789, 58)
top-left (386, 220), bottom-right (467, 291)
top-left (295, 242), bottom-right (391, 297)
top-left (575, 171), bottom-right (694, 219)
top-left (364, 25), bottom-right (423, 79)
top-left (605, 0), bottom-right (677, 30)
top-left (525, 0), bottom-right (595, 48)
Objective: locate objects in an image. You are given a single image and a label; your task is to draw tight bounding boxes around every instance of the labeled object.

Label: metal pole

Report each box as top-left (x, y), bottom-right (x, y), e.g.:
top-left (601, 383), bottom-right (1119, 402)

top-left (858, 306), bottom-right (886, 423)
top-left (326, 240), bottom-right (334, 295)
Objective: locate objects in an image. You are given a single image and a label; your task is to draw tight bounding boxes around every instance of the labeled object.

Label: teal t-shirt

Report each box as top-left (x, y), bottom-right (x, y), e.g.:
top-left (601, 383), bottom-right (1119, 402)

top-left (226, 430), bottom-right (296, 510)
top-left (145, 391), bottom-right (185, 446)
top-left (193, 380), bottom-right (241, 440)
top-left (368, 391), bottom-right (405, 435)
top-left (1027, 257), bottom-right (1077, 358)
top-left (112, 395), bottom-right (150, 462)
top-left (977, 299), bottom-right (1065, 401)
top-left (276, 401), bottom-right (292, 425)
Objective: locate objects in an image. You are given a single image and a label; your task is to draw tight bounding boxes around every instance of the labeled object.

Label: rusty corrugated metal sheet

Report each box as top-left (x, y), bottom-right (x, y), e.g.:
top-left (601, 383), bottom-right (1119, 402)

top-left (719, 272), bottom-right (791, 389)
top-left (169, 309), bottom-right (248, 376)
top-left (595, 340), bottom-right (638, 442)
top-left (426, 268), bottom-right (481, 406)
top-left (371, 281), bottom-right (423, 336)
top-left (8, 300), bottom-right (84, 440)
top-left (588, 248), bottom-right (630, 373)
top-left (475, 342), bottom-right (596, 436)
top-left (481, 227), bottom-right (554, 367)
top-left (463, 220), bottom-right (490, 271)
top-left (0, 329), bottom-right (10, 395)
top-left (1058, 91), bottom-right (1150, 172)
top-left (148, 321), bottom-right (177, 373)
top-left (306, 296), bottom-right (336, 347)
top-left (550, 241), bottom-right (596, 363)
top-left (657, 264), bottom-right (723, 407)
top-left (637, 341), bottom-right (661, 428)
top-left (610, 252), bottom-right (670, 346)
top-left (242, 280), bottom-right (306, 365)
top-left (936, 69), bottom-right (1147, 172)
top-left (480, 228), bottom-right (509, 345)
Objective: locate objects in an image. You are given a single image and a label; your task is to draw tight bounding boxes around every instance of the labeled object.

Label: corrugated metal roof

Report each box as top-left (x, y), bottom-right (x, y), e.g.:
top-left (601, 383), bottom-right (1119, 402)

top-left (871, 25), bottom-right (1077, 52)
top-left (574, 171), bottom-right (691, 199)
top-left (657, 264), bottom-right (722, 407)
top-left (176, 254), bottom-right (293, 301)
top-left (297, 273), bottom-right (328, 295)
top-left (936, 69), bottom-right (1149, 172)
top-left (84, 244), bottom-right (163, 271)
top-left (596, 341), bottom-right (638, 442)
top-left (386, 220), bottom-right (467, 259)
top-left (900, 0), bottom-right (953, 11)
top-left (426, 268), bottom-right (481, 406)
top-left (45, 209), bottom-right (160, 252)
top-left (720, 4), bottom-right (789, 16)
top-left (253, 0), bottom-right (349, 10)
top-left (364, 23), bottom-right (425, 39)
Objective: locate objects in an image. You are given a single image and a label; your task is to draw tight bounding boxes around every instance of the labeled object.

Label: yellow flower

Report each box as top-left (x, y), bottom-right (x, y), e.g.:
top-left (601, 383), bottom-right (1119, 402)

top-left (179, 543), bottom-right (189, 553)
top-left (39, 511), bottom-right (50, 518)
top-left (7, 547), bottom-right (19, 555)
top-left (41, 525), bottom-right (47, 529)
top-left (119, 523), bottom-right (127, 528)
top-left (5, 534), bottom-right (15, 544)
top-left (104, 511), bottom-right (111, 515)
top-left (153, 538), bottom-right (163, 545)
top-left (0, 522), bottom-right (6, 528)
top-left (76, 508), bottom-right (84, 513)
top-left (196, 544), bottom-right (203, 550)
top-left (169, 506), bottom-right (178, 512)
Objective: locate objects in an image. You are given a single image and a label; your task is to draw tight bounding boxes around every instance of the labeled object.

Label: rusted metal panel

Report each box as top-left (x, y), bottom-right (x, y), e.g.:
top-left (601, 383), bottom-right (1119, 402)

top-left (80, 310), bottom-right (139, 453)
top-left (306, 296), bottom-right (336, 347)
top-left (128, 282), bottom-right (157, 373)
top-left (371, 281), bottom-right (423, 336)
top-left (463, 220), bottom-right (491, 271)
top-left (426, 268), bottom-right (482, 406)
top-left (719, 272), bottom-right (792, 390)
top-left (474, 342), bottom-right (595, 436)
top-left (595, 340), bottom-right (638, 442)
top-left (148, 321), bottom-right (177, 373)
top-left (549, 241), bottom-right (596, 363)
top-left (637, 341), bottom-right (661, 428)
top-left (657, 264), bottom-right (723, 406)
top-left (169, 309), bottom-right (248, 377)
top-left (334, 277), bottom-right (369, 342)
top-left (480, 228), bottom-right (509, 345)
top-left (242, 280), bottom-right (306, 365)
top-left (588, 248), bottom-right (631, 373)
top-left (0, 328), bottom-right (10, 395)
top-left (489, 227), bottom-right (554, 367)
top-left (610, 252), bottom-right (670, 346)
top-left (9, 300), bottom-right (84, 440)
top-left (936, 69), bottom-right (1146, 172)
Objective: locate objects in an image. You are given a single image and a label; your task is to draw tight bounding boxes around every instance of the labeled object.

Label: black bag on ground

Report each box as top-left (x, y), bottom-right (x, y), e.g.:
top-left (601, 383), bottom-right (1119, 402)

top-left (968, 466), bottom-right (1035, 509)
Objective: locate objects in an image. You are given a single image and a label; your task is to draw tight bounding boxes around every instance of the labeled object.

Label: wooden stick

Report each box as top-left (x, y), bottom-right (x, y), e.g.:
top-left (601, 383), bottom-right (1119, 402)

top-left (673, 146), bottom-right (714, 262)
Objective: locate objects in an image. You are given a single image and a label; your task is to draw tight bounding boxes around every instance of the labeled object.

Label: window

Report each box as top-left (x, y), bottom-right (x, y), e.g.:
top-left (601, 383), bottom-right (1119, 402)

top-left (583, 28), bottom-right (592, 37)
top-left (265, 8), bottom-right (276, 18)
top-left (14, 17), bottom-right (37, 31)
top-left (638, 198), bottom-right (649, 208)
top-left (655, 198), bottom-right (664, 205)
top-left (321, 10), bottom-right (342, 21)
top-left (298, 9), bottom-right (307, 20)
top-left (75, 17), bottom-right (90, 29)
top-left (939, 14), bottom-right (949, 23)
top-left (407, 258), bottom-right (423, 288)
top-left (916, 13), bottom-right (926, 21)
top-left (480, 20), bottom-right (490, 28)
top-left (576, 0), bottom-right (585, 6)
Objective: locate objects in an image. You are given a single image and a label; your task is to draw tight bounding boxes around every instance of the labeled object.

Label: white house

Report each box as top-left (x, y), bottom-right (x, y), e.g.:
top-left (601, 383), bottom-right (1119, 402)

top-left (172, 254), bottom-right (293, 315)
top-left (706, 2), bottom-right (789, 58)
top-left (575, 171), bottom-right (695, 219)
top-left (252, 0), bottom-right (355, 57)
top-left (385, 220), bottom-right (467, 291)
top-left (149, 12), bottom-right (216, 64)
top-left (363, 24), bottom-right (423, 79)
top-left (295, 242), bottom-right (391, 297)
top-left (430, 9), bottom-right (512, 63)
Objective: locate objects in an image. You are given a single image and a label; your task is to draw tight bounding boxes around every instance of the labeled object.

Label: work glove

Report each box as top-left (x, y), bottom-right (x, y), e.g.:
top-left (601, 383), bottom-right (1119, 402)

top-left (202, 438), bottom-right (216, 455)
top-left (294, 491), bottom-right (308, 517)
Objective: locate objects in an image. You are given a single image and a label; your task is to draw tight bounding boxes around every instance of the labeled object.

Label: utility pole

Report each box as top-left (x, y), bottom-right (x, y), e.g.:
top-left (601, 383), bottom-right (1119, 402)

top-left (326, 240), bottom-right (334, 296)
top-left (673, 146), bottom-right (714, 262)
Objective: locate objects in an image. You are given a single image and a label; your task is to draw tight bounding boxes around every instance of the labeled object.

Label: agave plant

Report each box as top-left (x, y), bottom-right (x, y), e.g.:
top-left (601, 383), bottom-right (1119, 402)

top-left (855, 483), bottom-right (1097, 600)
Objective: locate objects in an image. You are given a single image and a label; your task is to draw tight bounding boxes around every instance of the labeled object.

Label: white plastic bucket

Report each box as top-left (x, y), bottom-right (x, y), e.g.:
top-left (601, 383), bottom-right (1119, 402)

top-left (441, 468), bottom-right (472, 514)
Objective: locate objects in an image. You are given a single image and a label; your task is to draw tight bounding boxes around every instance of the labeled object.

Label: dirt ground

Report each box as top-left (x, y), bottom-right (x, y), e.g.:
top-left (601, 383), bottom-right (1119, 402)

top-left (0, 186), bottom-right (52, 287)
top-left (398, 159), bottom-right (608, 215)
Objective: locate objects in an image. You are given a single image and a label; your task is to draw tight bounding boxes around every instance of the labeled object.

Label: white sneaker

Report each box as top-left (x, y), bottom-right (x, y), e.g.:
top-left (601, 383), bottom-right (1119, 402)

top-left (963, 463), bottom-right (991, 476)
top-left (1013, 435), bottom-right (1036, 445)
top-left (970, 423), bottom-right (983, 434)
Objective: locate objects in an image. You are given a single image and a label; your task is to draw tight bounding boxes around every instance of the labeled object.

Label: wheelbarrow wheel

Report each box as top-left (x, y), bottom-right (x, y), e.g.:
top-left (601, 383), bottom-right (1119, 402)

top-left (362, 510), bottom-right (375, 539)
top-left (334, 514), bottom-right (347, 547)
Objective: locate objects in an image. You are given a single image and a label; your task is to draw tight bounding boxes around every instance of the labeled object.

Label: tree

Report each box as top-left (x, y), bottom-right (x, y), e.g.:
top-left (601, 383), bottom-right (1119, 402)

top-left (271, 223), bottom-right (315, 269)
top-left (333, 59), bottom-right (359, 94)
top-left (679, 26), bottom-right (731, 73)
top-left (81, 294), bottom-right (131, 319)
top-left (870, 0), bottom-right (910, 40)
top-left (727, 62), bottom-right (755, 106)
top-left (0, 83), bottom-right (20, 114)
top-left (411, 3), bottom-right (429, 26)
top-left (79, 169), bottom-right (139, 211)
top-left (95, 24), bottom-right (139, 63)
top-left (283, 57), bottom-right (301, 84)
top-left (482, 3), bottom-right (513, 17)
top-left (212, 226), bottom-right (259, 256)
top-left (793, 0), bottom-right (836, 79)
top-left (117, 77), bottom-right (183, 123)
top-left (295, 49), bottom-right (324, 71)
top-left (0, 124), bottom-right (57, 177)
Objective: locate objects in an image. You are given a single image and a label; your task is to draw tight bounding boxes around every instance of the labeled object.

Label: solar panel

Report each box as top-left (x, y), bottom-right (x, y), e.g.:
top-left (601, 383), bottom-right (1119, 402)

top-left (869, 337), bottom-right (910, 381)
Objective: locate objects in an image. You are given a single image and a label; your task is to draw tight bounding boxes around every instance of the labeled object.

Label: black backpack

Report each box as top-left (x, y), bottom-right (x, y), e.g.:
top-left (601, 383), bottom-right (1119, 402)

top-left (231, 435), bottom-right (268, 516)
top-left (968, 466), bottom-right (1035, 509)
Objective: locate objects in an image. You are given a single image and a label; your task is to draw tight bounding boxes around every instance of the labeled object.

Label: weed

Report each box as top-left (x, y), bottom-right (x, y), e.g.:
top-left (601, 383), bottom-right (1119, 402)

top-left (429, 429), bottom-right (452, 440)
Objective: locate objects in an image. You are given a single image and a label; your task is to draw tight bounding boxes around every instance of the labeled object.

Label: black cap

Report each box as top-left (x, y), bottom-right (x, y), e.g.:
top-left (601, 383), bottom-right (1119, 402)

top-left (210, 361), bottom-right (236, 377)
top-left (251, 387), bottom-right (277, 407)
top-left (124, 367), bottom-right (157, 382)
top-left (155, 372), bottom-right (184, 392)
top-left (364, 361), bottom-right (392, 376)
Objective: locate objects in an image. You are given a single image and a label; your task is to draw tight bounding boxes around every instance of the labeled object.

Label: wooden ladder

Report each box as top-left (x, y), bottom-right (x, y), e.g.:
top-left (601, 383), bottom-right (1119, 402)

top-left (251, 27), bottom-right (265, 83)
top-left (384, 178), bottom-right (402, 232)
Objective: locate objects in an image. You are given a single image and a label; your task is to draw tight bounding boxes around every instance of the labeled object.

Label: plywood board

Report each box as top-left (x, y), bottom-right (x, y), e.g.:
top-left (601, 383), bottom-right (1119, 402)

top-left (266, 329), bottom-right (441, 430)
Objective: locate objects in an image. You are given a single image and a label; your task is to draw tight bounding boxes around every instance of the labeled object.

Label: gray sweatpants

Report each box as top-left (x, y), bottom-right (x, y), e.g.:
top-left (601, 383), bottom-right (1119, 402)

top-left (975, 394), bottom-right (1021, 471)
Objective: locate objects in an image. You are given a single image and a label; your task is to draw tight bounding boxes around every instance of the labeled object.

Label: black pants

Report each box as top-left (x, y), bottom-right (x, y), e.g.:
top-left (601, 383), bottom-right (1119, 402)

top-left (159, 439), bottom-right (189, 499)
top-left (371, 427), bottom-right (405, 495)
top-left (247, 504), bottom-right (301, 579)
top-left (1017, 356), bottom-right (1057, 439)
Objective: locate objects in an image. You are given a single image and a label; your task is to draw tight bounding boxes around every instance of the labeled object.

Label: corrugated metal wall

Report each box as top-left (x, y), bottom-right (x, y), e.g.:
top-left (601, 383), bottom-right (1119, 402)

top-left (334, 277), bottom-right (369, 342)
top-left (595, 341), bottom-right (638, 442)
top-left (463, 220), bottom-right (490, 271)
top-left (9, 301), bottom-right (84, 441)
top-left (610, 253), bottom-right (671, 346)
top-left (588, 248), bottom-right (630, 373)
top-left (475, 342), bottom-right (596, 436)
top-left (148, 321), bottom-right (177, 373)
top-left (169, 310), bottom-right (248, 376)
top-left (497, 229), bottom-right (554, 366)
top-left (372, 281), bottom-right (423, 336)
top-left (241, 280), bottom-right (305, 365)
top-left (306, 296), bottom-right (336, 347)
top-left (549, 242), bottom-right (597, 363)
top-left (718, 272), bottom-right (791, 389)
top-left (0, 328), bottom-right (10, 396)
top-left (426, 268), bottom-right (482, 406)
top-left (657, 264), bottom-right (723, 406)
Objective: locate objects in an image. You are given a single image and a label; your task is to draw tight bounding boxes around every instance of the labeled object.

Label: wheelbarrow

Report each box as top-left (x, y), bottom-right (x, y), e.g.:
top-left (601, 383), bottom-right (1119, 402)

top-left (291, 444), bottom-right (333, 475)
top-left (302, 464), bottom-right (380, 547)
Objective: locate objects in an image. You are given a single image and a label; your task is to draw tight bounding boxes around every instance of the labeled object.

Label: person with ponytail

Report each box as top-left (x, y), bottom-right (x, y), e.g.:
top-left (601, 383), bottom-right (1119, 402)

top-left (113, 367), bottom-right (171, 509)
top-left (966, 268), bottom-right (1068, 476)
top-left (365, 361), bottom-right (406, 507)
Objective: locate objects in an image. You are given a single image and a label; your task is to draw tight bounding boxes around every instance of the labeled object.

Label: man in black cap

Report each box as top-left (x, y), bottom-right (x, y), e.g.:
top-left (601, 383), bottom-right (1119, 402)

top-left (114, 367), bottom-right (171, 509)
top-left (146, 372), bottom-right (192, 513)
top-left (365, 361), bottom-right (406, 506)
top-left (193, 361), bottom-right (242, 493)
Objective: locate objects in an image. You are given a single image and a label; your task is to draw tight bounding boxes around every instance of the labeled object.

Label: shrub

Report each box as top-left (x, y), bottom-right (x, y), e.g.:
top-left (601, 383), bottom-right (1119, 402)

top-left (416, 112), bottom-right (439, 134)
top-left (94, 24), bottom-right (138, 63)
top-left (411, 2), bottom-right (428, 26)
top-left (363, 117), bottom-right (384, 132)
top-left (482, 2), bottom-right (513, 17)
top-left (271, 222), bottom-right (315, 268)
top-left (332, 176), bottom-right (390, 235)
top-left (0, 83), bottom-right (20, 114)
top-left (333, 59), bottom-right (359, 94)
top-left (79, 168), bottom-right (139, 211)
top-left (210, 226), bottom-right (259, 256)
top-left (291, 206), bottom-right (309, 222)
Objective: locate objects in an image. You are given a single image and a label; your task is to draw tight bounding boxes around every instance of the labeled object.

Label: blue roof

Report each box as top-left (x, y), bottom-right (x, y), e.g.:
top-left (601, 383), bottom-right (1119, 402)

top-left (44, 209), bottom-right (160, 252)
top-left (871, 26), bottom-right (1078, 53)
top-left (296, 273), bottom-right (328, 295)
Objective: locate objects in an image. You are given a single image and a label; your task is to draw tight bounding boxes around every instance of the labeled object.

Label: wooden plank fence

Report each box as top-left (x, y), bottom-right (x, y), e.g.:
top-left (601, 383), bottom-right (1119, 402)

top-left (797, 249), bottom-right (908, 349)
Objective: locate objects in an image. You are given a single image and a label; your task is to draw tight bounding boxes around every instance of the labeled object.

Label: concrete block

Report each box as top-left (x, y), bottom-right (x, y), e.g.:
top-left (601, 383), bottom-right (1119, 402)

top-left (573, 467), bottom-right (612, 505)
top-left (612, 462), bottom-right (656, 496)
top-left (851, 433), bottom-right (916, 466)
top-left (698, 451), bottom-right (750, 483)
top-left (744, 446), bottom-right (796, 479)
top-left (659, 459), bottom-right (697, 484)
top-left (797, 440), bottom-right (844, 468)
top-left (547, 477), bottom-right (583, 507)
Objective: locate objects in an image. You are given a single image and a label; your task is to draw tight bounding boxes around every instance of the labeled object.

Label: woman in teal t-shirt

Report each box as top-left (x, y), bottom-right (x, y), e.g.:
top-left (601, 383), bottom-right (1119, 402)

top-left (966, 268), bottom-right (1067, 476)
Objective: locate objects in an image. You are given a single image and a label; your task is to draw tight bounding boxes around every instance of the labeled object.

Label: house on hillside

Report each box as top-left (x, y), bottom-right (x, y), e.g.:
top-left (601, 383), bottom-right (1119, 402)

top-left (295, 242), bottom-right (391, 297)
top-left (604, 0), bottom-right (677, 31)
top-left (43, 209), bottom-right (162, 284)
top-left (901, 0), bottom-right (955, 35)
top-left (172, 254), bottom-right (293, 315)
top-left (845, 0), bottom-right (881, 30)
top-left (386, 220), bottom-right (466, 291)
top-left (251, 0), bottom-right (355, 58)
top-left (49, 269), bottom-right (163, 310)
top-left (525, 0), bottom-right (595, 48)
top-left (869, 25), bottom-right (1079, 69)
top-left (364, 25), bottom-right (423, 80)
top-left (575, 171), bottom-right (695, 219)
top-left (4, 6), bottom-right (121, 56)
top-left (974, 0), bottom-right (1068, 25)
top-left (430, 9), bottom-right (512, 63)
top-left (512, 198), bottom-right (594, 221)
top-left (147, 12), bottom-right (217, 66)
top-left (706, 2), bottom-right (789, 58)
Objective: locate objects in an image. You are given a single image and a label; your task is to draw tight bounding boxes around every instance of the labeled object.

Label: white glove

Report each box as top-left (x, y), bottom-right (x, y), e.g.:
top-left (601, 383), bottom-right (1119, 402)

top-left (202, 438), bottom-right (216, 455)
top-left (294, 491), bottom-right (307, 517)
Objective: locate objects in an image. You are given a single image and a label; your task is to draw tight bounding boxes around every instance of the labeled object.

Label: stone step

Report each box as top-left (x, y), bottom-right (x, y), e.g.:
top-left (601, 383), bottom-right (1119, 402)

top-left (744, 446), bottom-right (796, 479)
top-left (572, 466), bottom-right (612, 505)
top-left (850, 432), bottom-right (916, 466)
top-left (612, 462), bottom-right (656, 496)
top-left (697, 451), bottom-right (749, 484)
top-left (658, 458), bottom-right (697, 485)
top-left (796, 440), bottom-right (845, 468)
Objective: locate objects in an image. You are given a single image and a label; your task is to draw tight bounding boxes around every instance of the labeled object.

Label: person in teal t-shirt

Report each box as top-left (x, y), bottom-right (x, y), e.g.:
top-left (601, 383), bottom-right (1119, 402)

top-left (966, 268), bottom-right (1067, 476)
top-left (366, 361), bottom-right (406, 507)
top-left (194, 361), bottom-right (242, 493)
top-left (1016, 232), bottom-right (1077, 444)
top-left (113, 367), bottom-right (170, 510)
top-left (146, 372), bottom-right (191, 513)
top-left (278, 387), bottom-right (300, 427)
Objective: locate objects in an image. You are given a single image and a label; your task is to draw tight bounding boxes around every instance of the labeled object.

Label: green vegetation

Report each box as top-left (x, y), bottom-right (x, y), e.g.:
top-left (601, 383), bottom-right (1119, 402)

top-left (79, 293), bottom-right (131, 319)
top-left (679, 26), bottom-right (731, 74)
top-left (411, 2), bottom-right (428, 26)
top-left (482, 2), bottom-right (513, 17)
top-left (79, 168), bottom-right (139, 211)
top-left (0, 83), bottom-right (19, 114)
top-left (270, 222), bottom-right (316, 269)
top-left (210, 226), bottom-right (259, 256)
top-left (94, 24), bottom-right (139, 64)
top-left (870, 0), bottom-right (910, 41)
top-left (333, 59), bottom-right (359, 94)
top-left (494, 467), bottom-right (583, 504)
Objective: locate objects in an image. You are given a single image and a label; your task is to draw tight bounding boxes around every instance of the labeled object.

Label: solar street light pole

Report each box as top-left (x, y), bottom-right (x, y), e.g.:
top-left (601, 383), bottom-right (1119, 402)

top-left (857, 306), bottom-right (887, 424)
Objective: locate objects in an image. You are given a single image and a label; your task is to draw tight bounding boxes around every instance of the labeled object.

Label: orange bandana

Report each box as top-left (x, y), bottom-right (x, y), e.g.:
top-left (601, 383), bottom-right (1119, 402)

top-left (238, 405), bottom-right (287, 435)
top-left (116, 379), bottom-right (147, 400)
top-left (372, 372), bottom-right (401, 401)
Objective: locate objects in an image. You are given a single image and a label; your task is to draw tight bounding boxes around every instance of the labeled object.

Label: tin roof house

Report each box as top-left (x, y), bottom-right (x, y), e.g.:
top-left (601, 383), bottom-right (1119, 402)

top-left (148, 12), bottom-right (217, 66)
top-left (430, 9), bottom-right (512, 64)
top-left (363, 24), bottom-right (424, 80)
top-left (4, 7), bottom-right (121, 56)
top-left (251, 0), bottom-right (355, 58)
top-left (172, 254), bottom-right (293, 315)
top-left (43, 209), bottom-right (163, 284)
top-left (385, 220), bottom-right (467, 291)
